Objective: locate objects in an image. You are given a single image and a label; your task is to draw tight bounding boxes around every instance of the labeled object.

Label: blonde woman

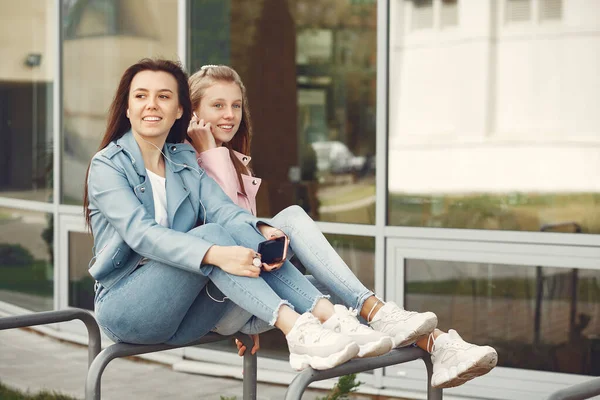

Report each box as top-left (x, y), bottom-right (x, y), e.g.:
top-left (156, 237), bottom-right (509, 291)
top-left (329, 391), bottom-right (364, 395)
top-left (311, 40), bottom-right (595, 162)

top-left (186, 65), bottom-right (498, 388)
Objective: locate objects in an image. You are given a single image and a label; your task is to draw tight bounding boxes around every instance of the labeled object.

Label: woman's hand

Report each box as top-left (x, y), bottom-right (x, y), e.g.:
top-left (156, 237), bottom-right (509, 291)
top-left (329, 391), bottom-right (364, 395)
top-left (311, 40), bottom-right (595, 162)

top-left (187, 115), bottom-right (217, 154)
top-left (235, 335), bottom-right (260, 356)
top-left (202, 245), bottom-right (261, 277)
top-left (257, 224), bottom-right (289, 272)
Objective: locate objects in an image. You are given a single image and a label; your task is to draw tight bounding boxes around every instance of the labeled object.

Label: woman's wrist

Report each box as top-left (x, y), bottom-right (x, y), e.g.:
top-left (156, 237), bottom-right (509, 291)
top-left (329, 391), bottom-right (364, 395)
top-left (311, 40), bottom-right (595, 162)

top-left (202, 244), bottom-right (222, 267)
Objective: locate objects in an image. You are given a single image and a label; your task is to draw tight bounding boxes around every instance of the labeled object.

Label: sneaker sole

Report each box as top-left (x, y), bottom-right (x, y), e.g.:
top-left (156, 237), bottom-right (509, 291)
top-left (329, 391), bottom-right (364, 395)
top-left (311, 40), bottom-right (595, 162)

top-left (357, 337), bottom-right (394, 358)
top-left (289, 342), bottom-right (360, 371)
top-left (432, 347), bottom-right (498, 389)
top-left (393, 313), bottom-right (438, 348)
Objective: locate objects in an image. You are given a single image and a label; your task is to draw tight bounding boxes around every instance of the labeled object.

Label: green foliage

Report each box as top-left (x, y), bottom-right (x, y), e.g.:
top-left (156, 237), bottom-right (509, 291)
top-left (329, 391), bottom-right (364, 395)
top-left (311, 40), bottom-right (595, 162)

top-left (41, 214), bottom-right (54, 264)
top-left (0, 262), bottom-right (53, 296)
top-left (0, 244), bottom-right (35, 266)
top-left (325, 233), bottom-right (375, 252)
top-left (219, 397), bottom-right (237, 400)
top-left (69, 276), bottom-right (96, 311)
top-left (189, 0), bottom-right (231, 72)
top-left (407, 276), bottom-right (600, 303)
top-left (0, 381), bottom-right (78, 400)
top-left (388, 192), bottom-right (600, 233)
top-left (317, 374), bottom-right (362, 400)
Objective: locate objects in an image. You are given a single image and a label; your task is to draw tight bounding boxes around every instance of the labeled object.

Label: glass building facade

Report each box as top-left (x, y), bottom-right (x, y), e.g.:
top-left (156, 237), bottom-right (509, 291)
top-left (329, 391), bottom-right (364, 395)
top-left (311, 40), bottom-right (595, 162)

top-left (0, 1), bottom-right (598, 399)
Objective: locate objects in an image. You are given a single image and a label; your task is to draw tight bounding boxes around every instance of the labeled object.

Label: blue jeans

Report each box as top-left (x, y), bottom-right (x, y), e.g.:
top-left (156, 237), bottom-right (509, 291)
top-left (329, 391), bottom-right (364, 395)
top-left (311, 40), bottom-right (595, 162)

top-left (212, 205), bottom-right (373, 336)
top-left (94, 222), bottom-right (326, 345)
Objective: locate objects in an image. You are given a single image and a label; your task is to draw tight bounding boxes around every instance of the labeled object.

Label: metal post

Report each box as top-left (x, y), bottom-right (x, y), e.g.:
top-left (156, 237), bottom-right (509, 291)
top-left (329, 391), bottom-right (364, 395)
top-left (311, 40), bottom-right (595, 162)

top-left (236, 334), bottom-right (258, 400)
top-left (422, 352), bottom-right (443, 400)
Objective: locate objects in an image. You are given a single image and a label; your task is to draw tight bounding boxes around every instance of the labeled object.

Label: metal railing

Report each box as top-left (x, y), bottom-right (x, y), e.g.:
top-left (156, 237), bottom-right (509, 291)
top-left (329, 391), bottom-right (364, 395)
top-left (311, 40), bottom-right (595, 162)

top-left (84, 332), bottom-right (257, 400)
top-left (0, 308), bottom-right (101, 366)
top-left (285, 346), bottom-right (442, 400)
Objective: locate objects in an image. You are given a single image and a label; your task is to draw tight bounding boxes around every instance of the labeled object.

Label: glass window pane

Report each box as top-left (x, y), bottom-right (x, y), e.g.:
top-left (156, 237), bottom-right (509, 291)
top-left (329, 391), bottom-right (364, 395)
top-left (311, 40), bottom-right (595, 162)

top-left (61, 0), bottom-right (179, 205)
top-left (190, 0), bottom-right (377, 224)
top-left (68, 231), bottom-right (95, 310)
top-left (0, 207), bottom-right (53, 311)
top-left (0, 2), bottom-right (55, 202)
top-left (323, 233), bottom-right (375, 292)
top-left (388, 1), bottom-right (600, 233)
top-left (199, 234), bottom-right (375, 359)
top-left (406, 259), bottom-right (600, 376)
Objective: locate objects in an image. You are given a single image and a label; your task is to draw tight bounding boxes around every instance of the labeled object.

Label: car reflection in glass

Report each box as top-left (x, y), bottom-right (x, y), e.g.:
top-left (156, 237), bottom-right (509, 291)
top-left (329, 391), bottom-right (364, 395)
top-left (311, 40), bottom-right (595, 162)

top-left (311, 141), bottom-right (373, 176)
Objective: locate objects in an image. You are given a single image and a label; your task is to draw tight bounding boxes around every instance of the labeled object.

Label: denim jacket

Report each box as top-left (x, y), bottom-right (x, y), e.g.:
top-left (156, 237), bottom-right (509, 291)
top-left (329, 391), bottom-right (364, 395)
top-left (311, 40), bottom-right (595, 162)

top-left (87, 130), bottom-right (257, 290)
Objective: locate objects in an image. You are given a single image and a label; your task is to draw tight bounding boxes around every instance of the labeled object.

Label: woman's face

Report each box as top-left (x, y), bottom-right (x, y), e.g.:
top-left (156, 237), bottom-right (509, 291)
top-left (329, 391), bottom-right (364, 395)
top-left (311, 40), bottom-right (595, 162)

top-left (195, 81), bottom-right (243, 146)
top-left (127, 70), bottom-right (182, 143)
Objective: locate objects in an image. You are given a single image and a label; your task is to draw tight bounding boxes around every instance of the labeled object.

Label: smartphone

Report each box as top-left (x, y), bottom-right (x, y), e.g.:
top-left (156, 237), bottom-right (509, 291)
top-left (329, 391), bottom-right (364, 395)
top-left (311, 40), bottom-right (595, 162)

top-left (257, 236), bottom-right (287, 265)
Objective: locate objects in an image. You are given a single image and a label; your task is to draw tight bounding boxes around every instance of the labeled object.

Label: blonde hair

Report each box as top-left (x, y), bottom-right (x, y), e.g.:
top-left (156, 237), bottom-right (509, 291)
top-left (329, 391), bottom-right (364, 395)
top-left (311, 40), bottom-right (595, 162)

top-left (189, 66), bottom-right (253, 193)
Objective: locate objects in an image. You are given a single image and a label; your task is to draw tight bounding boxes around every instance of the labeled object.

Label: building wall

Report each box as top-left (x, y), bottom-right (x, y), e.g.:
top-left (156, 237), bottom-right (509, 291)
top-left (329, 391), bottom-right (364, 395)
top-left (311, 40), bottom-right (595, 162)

top-left (388, 0), bottom-right (600, 194)
top-left (0, 0), bottom-right (55, 83)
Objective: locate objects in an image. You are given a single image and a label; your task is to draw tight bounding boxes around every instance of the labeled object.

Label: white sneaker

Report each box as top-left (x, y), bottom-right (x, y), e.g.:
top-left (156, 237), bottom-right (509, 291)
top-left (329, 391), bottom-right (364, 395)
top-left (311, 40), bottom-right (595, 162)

top-left (286, 312), bottom-right (360, 371)
top-left (430, 329), bottom-right (498, 389)
top-left (368, 301), bottom-right (438, 347)
top-left (323, 305), bottom-right (394, 358)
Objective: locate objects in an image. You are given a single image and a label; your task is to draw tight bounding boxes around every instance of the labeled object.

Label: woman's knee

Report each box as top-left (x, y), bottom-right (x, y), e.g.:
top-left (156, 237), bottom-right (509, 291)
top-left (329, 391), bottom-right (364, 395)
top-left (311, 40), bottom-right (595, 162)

top-left (275, 205), bottom-right (310, 225)
top-left (212, 303), bottom-right (253, 336)
top-left (188, 223), bottom-right (236, 246)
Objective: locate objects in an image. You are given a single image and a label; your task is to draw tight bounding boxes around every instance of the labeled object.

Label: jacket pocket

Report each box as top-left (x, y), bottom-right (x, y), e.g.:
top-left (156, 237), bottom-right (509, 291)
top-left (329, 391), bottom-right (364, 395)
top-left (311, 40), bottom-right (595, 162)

top-left (111, 248), bottom-right (126, 268)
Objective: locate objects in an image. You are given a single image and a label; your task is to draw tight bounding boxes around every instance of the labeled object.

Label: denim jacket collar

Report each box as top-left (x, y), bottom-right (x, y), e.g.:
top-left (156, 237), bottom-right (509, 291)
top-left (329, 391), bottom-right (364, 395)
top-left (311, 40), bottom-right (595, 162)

top-left (114, 131), bottom-right (147, 178)
top-left (112, 131), bottom-right (190, 176)
top-left (111, 130), bottom-right (194, 230)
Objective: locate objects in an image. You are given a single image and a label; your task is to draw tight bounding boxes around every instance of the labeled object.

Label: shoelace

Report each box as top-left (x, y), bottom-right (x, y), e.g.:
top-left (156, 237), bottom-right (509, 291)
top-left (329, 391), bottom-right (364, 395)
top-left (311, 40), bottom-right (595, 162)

top-left (448, 337), bottom-right (471, 350)
top-left (427, 332), bottom-right (436, 352)
top-left (383, 307), bottom-right (416, 323)
top-left (433, 332), bottom-right (472, 352)
top-left (298, 316), bottom-right (333, 344)
top-left (338, 308), bottom-right (362, 332)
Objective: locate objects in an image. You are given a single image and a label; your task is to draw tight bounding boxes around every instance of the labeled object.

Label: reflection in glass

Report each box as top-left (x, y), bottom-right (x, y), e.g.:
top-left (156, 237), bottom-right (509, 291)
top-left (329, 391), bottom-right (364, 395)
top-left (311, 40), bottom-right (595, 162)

top-left (198, 233), bottom-right (375, 360)
top-left (0, 2), bottom-right (54, 202)
top-left (189, 0), bottom-right (377, 224)
top-left (406, 259), bottom-right (600, 375)
top-left (61, 0), bottom-right (178, 205)
top-left (0, 208), bottom-right (53, 311)
top-left (388, 0), bottom-right (600, 233)
top-left (68, 231), bottom-right (95, 310)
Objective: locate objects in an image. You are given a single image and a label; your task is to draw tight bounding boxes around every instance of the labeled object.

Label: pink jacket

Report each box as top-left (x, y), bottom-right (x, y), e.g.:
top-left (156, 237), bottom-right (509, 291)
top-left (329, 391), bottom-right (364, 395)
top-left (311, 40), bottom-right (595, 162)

top-left (194, 146), bottom-right (261, 216)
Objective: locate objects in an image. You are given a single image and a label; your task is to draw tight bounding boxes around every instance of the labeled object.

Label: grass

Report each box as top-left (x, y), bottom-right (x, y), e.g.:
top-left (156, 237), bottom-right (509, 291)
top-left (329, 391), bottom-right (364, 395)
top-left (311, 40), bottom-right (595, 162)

top-left (0, 382), bottom-right (78, 400)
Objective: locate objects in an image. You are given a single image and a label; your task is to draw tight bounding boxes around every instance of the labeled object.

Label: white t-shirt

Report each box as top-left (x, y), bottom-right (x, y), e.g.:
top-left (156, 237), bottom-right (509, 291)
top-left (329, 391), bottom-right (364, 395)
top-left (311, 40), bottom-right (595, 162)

top-left (146, 169), bottom-right (169, 228)
top-left (137, 169), bottom-right (168, 267)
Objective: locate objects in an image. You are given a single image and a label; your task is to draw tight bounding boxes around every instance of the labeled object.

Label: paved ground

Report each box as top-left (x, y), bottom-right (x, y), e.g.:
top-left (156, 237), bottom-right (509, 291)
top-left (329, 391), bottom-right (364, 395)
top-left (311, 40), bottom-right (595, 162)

top-left (0, 327), bottom-right (338, 400)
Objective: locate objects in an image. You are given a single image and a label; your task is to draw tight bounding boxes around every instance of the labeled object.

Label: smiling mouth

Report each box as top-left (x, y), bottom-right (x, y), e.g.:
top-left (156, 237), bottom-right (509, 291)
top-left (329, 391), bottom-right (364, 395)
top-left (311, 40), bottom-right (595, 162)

top-left (142, 116), bottom-right (162, 122)
top-left (218, 125), bottom-right (234, 130)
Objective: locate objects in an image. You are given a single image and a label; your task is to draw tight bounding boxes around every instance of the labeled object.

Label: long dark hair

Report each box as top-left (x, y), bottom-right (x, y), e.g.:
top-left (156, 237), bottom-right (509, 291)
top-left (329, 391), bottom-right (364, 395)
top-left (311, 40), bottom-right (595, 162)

top-left (83, 58), bottom-right (192, 229)
top-left (188, 65), bottom-right (253, 194)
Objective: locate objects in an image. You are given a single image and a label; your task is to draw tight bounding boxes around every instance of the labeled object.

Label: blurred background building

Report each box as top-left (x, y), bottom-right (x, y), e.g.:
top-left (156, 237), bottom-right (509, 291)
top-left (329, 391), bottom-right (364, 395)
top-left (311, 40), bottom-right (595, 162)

top-left (0, 1), bottom-right (598, 399)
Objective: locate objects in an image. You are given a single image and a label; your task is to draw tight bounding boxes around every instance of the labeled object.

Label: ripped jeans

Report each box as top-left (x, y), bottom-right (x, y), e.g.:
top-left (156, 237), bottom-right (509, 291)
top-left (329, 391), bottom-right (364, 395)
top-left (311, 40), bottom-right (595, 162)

top-left (212, 205), bottom-right (374, 336)
top-left (94, 222), bottom-right (327, 346)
